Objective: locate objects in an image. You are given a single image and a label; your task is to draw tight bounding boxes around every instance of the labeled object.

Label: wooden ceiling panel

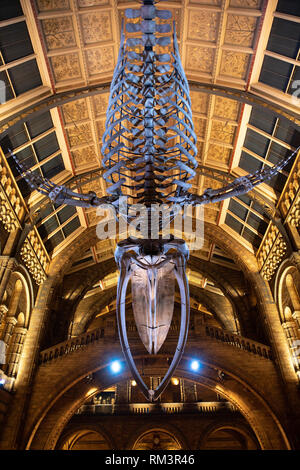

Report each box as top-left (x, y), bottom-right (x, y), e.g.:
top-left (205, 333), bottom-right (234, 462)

top-left (85, 46), bottom-right (115, 77)
top-left (191, 91), bottom-right (210, 114)
top-left (219, 50), bottom-right (251, 80)
top-left (229, 0), bottom-right (261, 8)
top-left (224, 14), bottom-right (258, 48)
top-left (61, 99), bottom-right (89, 123)
top-left (36, 0), bottom-right (71, 12)
top-left (41, 17), bottom-right (77, 51)
top-left (187, 10), bottom-right (220, 43)
top-left (92, 94), bottom-right (110, 117)
top-left (66, 122), bottom-right (93, 147)
top-left (50, 53), bottom-right (82, 82)
top-left (80, 11), bottom-right (113, 45)
top-left (71, 146), bottom-right (98, 169)
top-left (206, 143), bottom-right (232, 166)
top-left (185, 45), bottom-right (215, 74)
top-left (188, 0), bottom-right (221, 5)
top-left (210, 121), bottom-right (237, 145)
top-left (213, 96), bottom-right (240, 121)
top-left (28, 0), bottom-right (286, 261)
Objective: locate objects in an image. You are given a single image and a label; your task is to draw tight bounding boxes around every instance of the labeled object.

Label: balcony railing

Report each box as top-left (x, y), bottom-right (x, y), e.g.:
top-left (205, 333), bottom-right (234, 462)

top-left (39, 322), bottom-right (273, 365)
top-left (75, 401), bottom-right (237, 416)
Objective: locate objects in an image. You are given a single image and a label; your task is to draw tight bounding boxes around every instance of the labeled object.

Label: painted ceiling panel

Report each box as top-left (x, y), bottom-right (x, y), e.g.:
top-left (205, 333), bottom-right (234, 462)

top-left (0, 0), bottom-right (299, 267)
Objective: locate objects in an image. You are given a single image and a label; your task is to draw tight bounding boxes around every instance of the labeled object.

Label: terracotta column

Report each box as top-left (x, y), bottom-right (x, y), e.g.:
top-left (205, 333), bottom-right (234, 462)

top-left (6, 326), bottom-right (27, 379)
top-left (0, 304), bottom-right (8, 338)
top-left (2, 280), bottom-right (23, 349)
top-left (0, 276), bottom-right (56, 450)
top-left (0, 257), bottom-right (17, 303)
top-left (182, 380), bottom-right (197, 403)
top-left (286, 274), bottom-right (300, 336)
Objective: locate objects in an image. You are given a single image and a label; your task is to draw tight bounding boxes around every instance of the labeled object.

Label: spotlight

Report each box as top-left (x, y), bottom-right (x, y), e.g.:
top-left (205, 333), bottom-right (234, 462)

top-left (190, 360), bottom-right (200, 372)
top-left (131, 380), bottom-right (137, 386)
top-left (172, 377), bottom-right (179, 386)
top-left (110, 360), bottom-right (121, 374)
top-left (0, 378), bottom-right (5, 386)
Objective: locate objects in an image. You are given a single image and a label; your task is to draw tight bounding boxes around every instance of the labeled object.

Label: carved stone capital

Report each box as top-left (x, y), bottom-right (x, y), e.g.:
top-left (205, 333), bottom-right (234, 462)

top-left (0, 256), bottom-right (18, 271)
top-left (290, 252), bottom-right (300, 271)
top-left (0, 304), bottom-right (8, 315)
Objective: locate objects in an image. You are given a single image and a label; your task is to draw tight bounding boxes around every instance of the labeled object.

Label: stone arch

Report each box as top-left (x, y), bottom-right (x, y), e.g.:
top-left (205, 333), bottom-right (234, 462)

top-left (72, 284), bottom-right (228, 337)
top-left (4, 223), bottom-right (296, 451)
top-left (273, 260), bottom-right (300, 381)
top-left (274, 260), bottom-right (300, 322)
top-left (286, 273), bottom-right (300, 313)
top-left (24, 344), bottom-right (291, 450)
top-left (8, 267), bottom-right (34, 328)
top-left (131, 426), bottom-right (185, 450)
top-left (197, 420), bottom-right (259, 450)
top-left (2, 268), bottom-right (34, 384)
top-left (56, 424), bottom-right (115, 450)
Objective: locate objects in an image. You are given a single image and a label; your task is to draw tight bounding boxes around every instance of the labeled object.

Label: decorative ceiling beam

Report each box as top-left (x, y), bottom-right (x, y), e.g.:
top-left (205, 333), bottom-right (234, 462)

top-left (1, 81), bottom-right (300, 140)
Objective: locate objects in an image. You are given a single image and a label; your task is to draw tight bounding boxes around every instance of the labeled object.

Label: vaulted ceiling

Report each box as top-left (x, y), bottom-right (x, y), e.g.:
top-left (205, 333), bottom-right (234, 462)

top-left (0, 0), bottom-right (299, 277)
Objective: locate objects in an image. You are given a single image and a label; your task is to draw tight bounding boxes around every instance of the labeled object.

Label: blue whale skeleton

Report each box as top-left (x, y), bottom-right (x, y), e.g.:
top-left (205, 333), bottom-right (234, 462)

top-left (10, 0), bottom-right (299, 401)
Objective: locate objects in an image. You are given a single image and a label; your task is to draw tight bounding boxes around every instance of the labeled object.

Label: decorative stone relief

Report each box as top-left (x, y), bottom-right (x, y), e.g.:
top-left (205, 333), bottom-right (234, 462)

top-left (0, 154), bottom-right (49, 286)
top-left (256, 150), bottom-right (300, 281)
top-left (287, 195), bottom-right (300, 227)
top-left (225, 15), bottom-right (257, 47)
top-left (188, 10), bottom-right (219, 42)
top-left (257, 225), bottom-right (287, 281)
top-left (213, 96), bottom-right (240, 121)
top-left (220, 51), bottom-right (250, 79)
top-left (0, 192), bottom-right (20, 232)
top-left (0, 155), bottom-right (22, 232)
top-left (85, 46), bottom-right (115, 75)
top-left (186, 46), bottom-right (215, 74)
top-left (80, 11), bottom-right (112, 44)
top-left (42, 17), bottom-right (76, 50)
top-left (280, 159), bottom-right (300, 228)
top-left (62, 99), bottom-right (89, 124)
top-left (20, 234), bottom-right (48, 285)
top-left (51, 53), bottom-right (82, 82)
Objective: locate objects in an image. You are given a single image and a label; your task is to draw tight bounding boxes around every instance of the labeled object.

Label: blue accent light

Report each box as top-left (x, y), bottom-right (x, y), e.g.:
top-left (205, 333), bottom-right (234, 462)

top-left (190, 360), bottom-right (200, 372)
top-left (110, 360), bottom-right (122, 374)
